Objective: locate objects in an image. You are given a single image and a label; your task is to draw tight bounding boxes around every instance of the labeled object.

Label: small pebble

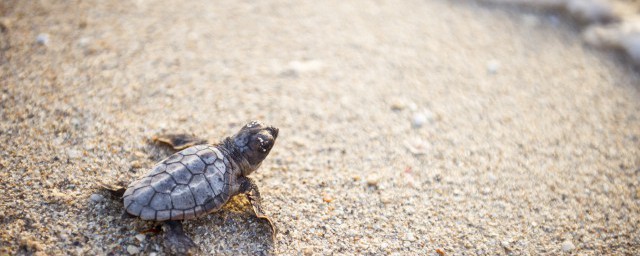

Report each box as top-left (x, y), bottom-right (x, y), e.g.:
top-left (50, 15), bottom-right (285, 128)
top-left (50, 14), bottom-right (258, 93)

top-left (390, 102), bottom-right (405, 111)
top-left (135, 234), bottom-right (146, 242)
top-left (366, 175), bottom-right (380, 187)
top-left (127, 245), bottom-right (140, 254)
top-left (89, 193), bottom-right (104, 203)
top-left (412, 109), bottom-right (435, 129)
top-left (288, 60), bottom-right (324, 73)
top-left (303, 247), bottom-right (314, 256)
top-left (404, 232), bottom-right (416, 241)
top-left (380, 193), bottom-right (393, 204)
top-left (561, 240), bottom-right (576, 252)
top-left (36, 33), bottom-right (49, 45)
top-left (412, 113), bottom-right (426, 128)
top-left (389, 98), bottom-right (411, 111)
top-left (487, 59), bottom-right (500, 74)
top-left (67, 149), bottom-right (82, 159)
top-left (282, 60), bottom-right (325, 77)
top-left (130, 161), bottom-right (142, 169)
top-left (78, 37), bottom-right (91, 47)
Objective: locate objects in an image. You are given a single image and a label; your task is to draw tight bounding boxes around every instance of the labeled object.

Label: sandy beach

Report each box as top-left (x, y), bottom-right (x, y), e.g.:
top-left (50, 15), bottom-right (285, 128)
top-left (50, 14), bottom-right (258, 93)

top-left (1, 0), bottom-right (639, 255)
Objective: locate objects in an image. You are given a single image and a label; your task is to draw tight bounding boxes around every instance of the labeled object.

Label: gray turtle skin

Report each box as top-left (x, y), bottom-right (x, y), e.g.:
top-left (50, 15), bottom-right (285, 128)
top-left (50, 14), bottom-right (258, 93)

top-left (122, 121), bottom-right (278, 222)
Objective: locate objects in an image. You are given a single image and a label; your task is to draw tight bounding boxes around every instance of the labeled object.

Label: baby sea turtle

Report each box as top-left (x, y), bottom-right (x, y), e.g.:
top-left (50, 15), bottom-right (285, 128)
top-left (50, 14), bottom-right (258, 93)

top-left (114, 121), bottom-right (278, 253)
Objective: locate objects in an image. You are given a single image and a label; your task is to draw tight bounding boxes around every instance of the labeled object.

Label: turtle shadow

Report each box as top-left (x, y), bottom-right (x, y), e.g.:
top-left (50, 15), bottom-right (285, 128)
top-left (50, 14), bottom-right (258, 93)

top-left (185, 196), bottom-right (276, 255)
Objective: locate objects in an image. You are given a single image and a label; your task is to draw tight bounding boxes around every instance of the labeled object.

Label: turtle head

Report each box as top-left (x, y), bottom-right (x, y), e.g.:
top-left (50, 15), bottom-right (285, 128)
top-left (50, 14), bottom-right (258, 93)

top-left (232, 121), bottom-right (278, 175)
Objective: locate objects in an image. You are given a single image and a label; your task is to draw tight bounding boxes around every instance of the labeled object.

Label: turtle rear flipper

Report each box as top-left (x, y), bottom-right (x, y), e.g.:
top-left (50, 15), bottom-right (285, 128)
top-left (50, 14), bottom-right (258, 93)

top-left (163, 221), bottom-right (198, 255)
top-left (97, 181), bottom-right (128, 198)
top-left (153, 134), bottom-right (208, 150)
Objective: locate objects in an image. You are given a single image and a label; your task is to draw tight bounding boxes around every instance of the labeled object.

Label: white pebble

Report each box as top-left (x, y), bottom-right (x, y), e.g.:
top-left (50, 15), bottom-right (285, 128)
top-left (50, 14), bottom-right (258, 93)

top-left (89, 193), bottom-right (104, 203)
top-left (404, 232), bottom-right (416, 241)
top-left (127, 245), bottom-right (140, 254)
top-left (561, 240), bottom-right (576, 252)
top-left (487, 59), bottom-right (500, 74)
top-left (67, 149), bottom-right (82, 159)
top-left (287, 60), bottom-right (325, 73)
top-left (412, 109), bottom-right (435, 128)
top-left (412, 113), bottom-right (427, 128)
top-left (135, 234), bottom-right (146, 242)
top-left (78, 37), bottom-right (91, 47)
top-left (36, 33), bottom-right (49, 45)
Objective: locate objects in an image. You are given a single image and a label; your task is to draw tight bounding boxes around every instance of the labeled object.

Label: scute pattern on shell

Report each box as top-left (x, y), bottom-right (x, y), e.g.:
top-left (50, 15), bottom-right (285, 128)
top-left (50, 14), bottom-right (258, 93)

top-left (123, 145), bottom-right (232, 221)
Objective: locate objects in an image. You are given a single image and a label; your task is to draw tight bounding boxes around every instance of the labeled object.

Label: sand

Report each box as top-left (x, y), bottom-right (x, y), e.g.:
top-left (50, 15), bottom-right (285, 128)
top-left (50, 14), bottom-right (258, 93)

top-left (1, 0), bottom-right (639, 255)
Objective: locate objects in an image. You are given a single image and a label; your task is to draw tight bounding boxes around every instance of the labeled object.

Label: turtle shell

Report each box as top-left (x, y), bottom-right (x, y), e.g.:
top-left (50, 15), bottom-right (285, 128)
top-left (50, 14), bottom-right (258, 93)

top-left (123, 145), bottom-right (233, 221)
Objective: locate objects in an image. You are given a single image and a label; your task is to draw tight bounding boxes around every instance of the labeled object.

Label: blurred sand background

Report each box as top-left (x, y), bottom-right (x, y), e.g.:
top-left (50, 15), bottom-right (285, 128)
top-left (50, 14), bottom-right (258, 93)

top-left (1, 0), bottom-right (640, 255)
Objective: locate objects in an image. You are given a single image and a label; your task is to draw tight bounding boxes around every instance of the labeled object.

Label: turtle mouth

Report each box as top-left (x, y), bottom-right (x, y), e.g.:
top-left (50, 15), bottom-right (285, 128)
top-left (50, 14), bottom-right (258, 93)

top-left (267, 127), bottom-right (279, 139)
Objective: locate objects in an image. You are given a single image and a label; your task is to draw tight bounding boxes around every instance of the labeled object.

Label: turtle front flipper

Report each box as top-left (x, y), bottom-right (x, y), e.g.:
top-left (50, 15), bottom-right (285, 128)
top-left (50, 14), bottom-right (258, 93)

top-left (153, 134), bottom-right (208, 150)
top-left (239, 177), bottom-right (277, 240)
top-left (162, 221), bottom-right (198, 255)
top-left (250, 200), bottom-right (277, 241)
